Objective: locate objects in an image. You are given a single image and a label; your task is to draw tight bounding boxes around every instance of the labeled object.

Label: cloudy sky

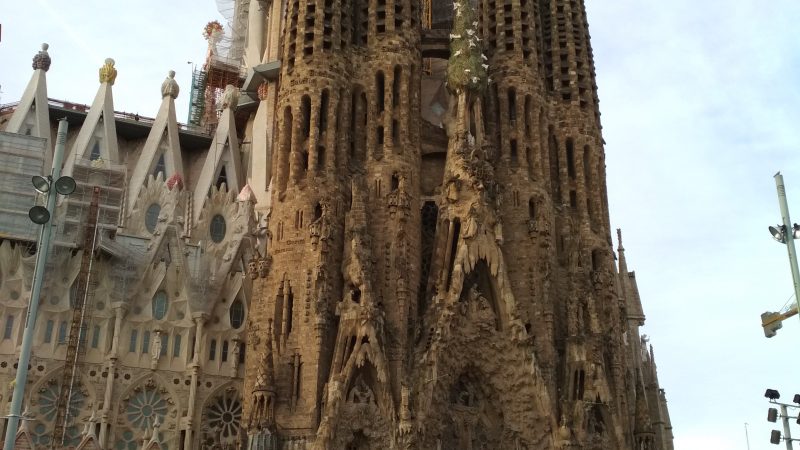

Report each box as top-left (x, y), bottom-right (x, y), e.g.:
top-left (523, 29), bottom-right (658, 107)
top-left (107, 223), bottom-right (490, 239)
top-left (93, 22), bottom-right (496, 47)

top-left (3, 1), bottom-right (800, 449)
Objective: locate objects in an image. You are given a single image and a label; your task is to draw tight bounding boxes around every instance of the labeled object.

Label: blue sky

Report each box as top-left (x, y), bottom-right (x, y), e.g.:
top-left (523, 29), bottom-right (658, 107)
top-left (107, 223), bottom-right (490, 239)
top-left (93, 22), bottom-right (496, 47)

top-left (3, 1), bottom-right (800, 449)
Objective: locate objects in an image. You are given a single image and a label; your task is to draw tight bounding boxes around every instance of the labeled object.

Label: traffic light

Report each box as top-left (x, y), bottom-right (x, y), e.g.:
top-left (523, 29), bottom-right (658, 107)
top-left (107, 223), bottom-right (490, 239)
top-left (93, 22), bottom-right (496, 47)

top-left (768, 407), bottom-right (779, 422)
top-left (762, 312), bottom-right (784, 338)
top-left (771, 430), bottom-right (782, 445)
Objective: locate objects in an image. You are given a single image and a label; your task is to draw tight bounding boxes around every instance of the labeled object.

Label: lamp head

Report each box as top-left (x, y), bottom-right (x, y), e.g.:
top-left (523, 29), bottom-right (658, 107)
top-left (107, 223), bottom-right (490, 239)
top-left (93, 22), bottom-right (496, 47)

top-left (31, 175), bottom-right (50, 194)
top-left (28, 206), bottom-right (50, 225)
top-left (769, 225), bottom-right (787, 244)
top-left (766, 388), bottom-right (781, 400)
top-left (53, 176), bottom-right (76, 195)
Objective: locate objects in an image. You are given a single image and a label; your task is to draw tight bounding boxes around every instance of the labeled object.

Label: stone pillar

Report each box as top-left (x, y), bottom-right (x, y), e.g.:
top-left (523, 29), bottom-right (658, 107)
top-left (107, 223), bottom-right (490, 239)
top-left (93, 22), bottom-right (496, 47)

top-left (183, 313), bottom-right (207, 450)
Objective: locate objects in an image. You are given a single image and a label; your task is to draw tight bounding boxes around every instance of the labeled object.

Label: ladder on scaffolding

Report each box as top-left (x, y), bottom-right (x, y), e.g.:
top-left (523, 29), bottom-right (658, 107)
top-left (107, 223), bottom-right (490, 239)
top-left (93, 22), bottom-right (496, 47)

top-left (51, 186), bottom-right (101, 448)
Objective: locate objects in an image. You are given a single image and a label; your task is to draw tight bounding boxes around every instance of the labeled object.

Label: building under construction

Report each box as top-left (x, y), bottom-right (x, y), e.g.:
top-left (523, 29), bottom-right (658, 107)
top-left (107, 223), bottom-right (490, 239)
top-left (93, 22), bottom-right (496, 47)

top-left (0, 41), bottom-right (254, 450)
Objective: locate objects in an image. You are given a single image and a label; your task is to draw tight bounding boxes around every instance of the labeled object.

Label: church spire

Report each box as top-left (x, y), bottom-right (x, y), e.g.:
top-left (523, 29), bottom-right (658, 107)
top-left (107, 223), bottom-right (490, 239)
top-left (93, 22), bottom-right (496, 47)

top-left (6, 44), bottom-right (53, 166)
top-left (63, 58), bottom-right (121, 175)
top-left (127, 70), bottom-right (185, 213)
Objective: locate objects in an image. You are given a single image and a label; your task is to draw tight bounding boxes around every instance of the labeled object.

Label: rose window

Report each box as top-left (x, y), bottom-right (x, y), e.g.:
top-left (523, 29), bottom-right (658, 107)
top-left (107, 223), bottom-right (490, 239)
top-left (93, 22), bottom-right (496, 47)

top-left (36, 380), bottom-right (85, 422)
top-left (31, 421), bottom-right (80, 447)
top-left (114, 429), bottom-right (138, 450)
top-left (204, 391), bottom-right (242, 443)
top-left (126, 387), bottom-right (168, 430)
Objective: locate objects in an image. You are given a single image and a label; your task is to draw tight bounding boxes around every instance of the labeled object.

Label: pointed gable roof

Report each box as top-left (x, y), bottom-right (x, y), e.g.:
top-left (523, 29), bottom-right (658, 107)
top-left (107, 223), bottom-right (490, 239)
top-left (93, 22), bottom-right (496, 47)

top-left (6, 44), bottom-right (53, 164)
top-left (127, 70), bottom-right (185, 212)
top-left (192, 85), bottom-right (243, 222)
top-left (63, 58), bottom-right (120, 175)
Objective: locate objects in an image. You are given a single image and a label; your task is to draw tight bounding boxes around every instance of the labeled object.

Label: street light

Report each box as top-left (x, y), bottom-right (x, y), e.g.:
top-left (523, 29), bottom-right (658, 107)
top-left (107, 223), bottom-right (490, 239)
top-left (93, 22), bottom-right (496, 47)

top-left (765, 388), bottom-right (800, 449)
top-left (762, 173), bottom-right (800, 338)
top-left (3, 119), bottom-right (73, 450)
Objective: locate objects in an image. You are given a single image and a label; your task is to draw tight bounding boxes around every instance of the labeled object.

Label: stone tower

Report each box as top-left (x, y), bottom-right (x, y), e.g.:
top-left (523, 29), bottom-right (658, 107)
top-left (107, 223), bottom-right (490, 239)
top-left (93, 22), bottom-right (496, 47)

top-left (240, 0), bottom-right (673, 448)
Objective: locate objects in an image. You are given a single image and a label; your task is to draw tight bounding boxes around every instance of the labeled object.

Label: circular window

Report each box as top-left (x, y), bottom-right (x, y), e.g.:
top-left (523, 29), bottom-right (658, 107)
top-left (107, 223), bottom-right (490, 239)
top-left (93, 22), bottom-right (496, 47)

top-left (230, 300), bottom-right (245, 329)
top-left (210, 214), bottom-right (226, 243)
top-left (152, 291), bottom-right (168, 320)
top-left (145, 203), bottom-right (161, 233)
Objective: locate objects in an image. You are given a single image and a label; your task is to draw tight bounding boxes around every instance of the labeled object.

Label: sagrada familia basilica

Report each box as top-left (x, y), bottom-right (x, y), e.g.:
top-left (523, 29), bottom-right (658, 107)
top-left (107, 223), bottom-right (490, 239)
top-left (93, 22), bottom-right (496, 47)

top-left (0, 0), bottom-right (673, 449)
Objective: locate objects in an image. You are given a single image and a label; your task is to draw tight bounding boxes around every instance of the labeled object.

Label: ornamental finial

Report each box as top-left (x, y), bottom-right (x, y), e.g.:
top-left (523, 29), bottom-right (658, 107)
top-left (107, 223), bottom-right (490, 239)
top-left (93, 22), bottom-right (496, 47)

top-left (99, 58), bottom-right (118, 85)
top-left (221, 84), bottom-right (239, 109)
top-left (161, 70), bottom-right (180, 98)
top-left (32, 43), bottom-right (51, 72)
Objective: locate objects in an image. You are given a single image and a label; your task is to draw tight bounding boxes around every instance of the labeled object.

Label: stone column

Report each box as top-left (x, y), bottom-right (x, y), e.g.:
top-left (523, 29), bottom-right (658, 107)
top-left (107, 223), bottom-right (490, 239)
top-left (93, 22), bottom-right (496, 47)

top-left (183, 313), bottom-right (207, 450)
top-left (99, 304), bottom-right (127, 447)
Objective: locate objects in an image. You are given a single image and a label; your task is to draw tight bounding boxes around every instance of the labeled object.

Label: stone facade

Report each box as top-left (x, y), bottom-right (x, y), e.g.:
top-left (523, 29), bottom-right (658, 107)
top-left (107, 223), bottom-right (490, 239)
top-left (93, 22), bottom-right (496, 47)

top-left (0, 0), bottom-right (674, 448)
top-left (237, 0), bottom-right (674, 449)
top-left (0, 50), bottom-right (251, 450)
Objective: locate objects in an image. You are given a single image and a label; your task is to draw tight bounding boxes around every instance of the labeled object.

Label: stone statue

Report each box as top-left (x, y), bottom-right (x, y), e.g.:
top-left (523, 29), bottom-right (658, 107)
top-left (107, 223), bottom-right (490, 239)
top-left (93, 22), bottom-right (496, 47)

top-left (150, 330), bottom-right (162, 369)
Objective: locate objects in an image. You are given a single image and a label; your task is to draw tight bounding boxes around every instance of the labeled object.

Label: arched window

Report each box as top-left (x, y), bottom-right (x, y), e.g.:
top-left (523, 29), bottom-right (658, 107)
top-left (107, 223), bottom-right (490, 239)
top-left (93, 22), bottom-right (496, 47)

top-left (230, 300), bottom-right (245, 329)
top-left (145, 203), bottom-right (161, 233)
top-left (210, 214), bottom-right (227, 243)
top-left (152, 291), bottom-right (168, 320)
top-left (376, 72), bottom-right (385, 112)
top-left (44, 320), bottom-right (54, 343)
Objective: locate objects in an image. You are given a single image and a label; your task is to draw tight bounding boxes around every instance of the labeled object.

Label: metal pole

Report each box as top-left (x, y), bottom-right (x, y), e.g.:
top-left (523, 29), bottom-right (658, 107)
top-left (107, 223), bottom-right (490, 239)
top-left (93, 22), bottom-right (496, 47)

top-left (745, 422), bottom-right (751, 450)
top-left (774, 172), bottom-right (800, 323)
top-left (3, 119), bottom-right (68, 450)
top-left (781, 404), bottom-right (795, 450)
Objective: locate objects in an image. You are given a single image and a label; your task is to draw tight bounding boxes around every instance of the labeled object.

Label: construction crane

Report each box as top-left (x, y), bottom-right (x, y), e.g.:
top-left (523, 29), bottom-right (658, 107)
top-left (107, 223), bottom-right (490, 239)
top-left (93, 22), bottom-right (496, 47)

top-left (51, 186), bottom-right (101, 448)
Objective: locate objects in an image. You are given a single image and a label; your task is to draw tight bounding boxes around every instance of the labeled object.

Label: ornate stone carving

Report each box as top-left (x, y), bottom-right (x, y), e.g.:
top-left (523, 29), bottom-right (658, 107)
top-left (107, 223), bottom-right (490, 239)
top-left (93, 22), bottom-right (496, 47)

top-left (160, 70), bottom-right (179, 99)
top-left (99, 58), bottom-right (118, 85)
top-left (32, 43), bottom-right (51, 72)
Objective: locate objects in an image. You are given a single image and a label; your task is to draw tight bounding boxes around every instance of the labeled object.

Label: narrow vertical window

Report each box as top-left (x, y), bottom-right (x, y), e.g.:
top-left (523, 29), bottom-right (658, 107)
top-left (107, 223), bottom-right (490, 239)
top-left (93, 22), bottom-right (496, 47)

top-left (209, 339), bottom-right (217, 361)
top-left (129, 329), bottom-right (138, 353)
top-left (3, 315), bottom-right (14, 339)
top-left (44, 320), bottom-right (54, 344)
top-left (141, 330), bottom-right (150, 354)
top-left (566, 138), bottom-right (576, 179)
top-left (91, 325), bottom-right (101, 349)
top-left (222, 340), bottom-right (229, 362)
top-left (58, 321), bottom-right (68, 344)
top-left (376, 72), bottom-right (385, 112)
top-left (161, 335), bottom-right (169, 357)
top-left (173, 334), bottom-right (182, 357)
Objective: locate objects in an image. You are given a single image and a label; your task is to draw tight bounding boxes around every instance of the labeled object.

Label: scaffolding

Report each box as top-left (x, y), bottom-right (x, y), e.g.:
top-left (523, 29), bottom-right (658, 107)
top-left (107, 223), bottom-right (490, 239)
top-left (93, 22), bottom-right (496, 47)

top-left (60, 159), bottom-right (126, 247)
top-left (51, 187), bottom-right (101, 449)
top-left (188, 0), bottom-right (249, 129)
top-left (0, 132), bottom-right (46, 242)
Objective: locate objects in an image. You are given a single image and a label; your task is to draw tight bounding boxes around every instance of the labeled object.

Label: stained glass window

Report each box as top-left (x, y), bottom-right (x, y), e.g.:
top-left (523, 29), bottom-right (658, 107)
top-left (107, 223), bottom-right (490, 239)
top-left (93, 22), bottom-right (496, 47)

top-left (210, 214), bottom-right (226, 243)
top-left (152, 291), bottom-right (168, 320)
top-left (173, 334), bottom-right (182, 357)
top-left (125, 388), bottom-right (168, 430)
top-left (58, 321), bottom-right (68, 344)
top-left (142, 330), bottom-right (150, 354)
top-left (3, 315), bottom-right (14, 339)
top-left (129, 329), bottom-right (138, 353)
top-left (145, 204), bottom-right (161, 233)
top-left (204, 390), bottom-right (242, 442)
top-left (44, 320), bottom-right (54, 343)
top-left (230, 300), bottom-right (245, 329)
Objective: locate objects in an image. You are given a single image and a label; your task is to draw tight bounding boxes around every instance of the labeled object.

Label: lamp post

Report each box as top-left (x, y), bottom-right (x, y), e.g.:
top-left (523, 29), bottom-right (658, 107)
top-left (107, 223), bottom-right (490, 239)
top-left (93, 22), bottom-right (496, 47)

top-left (761, 173), bottom-right (800, 337)
top-left (3, 119), bottom-right (75, 450)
